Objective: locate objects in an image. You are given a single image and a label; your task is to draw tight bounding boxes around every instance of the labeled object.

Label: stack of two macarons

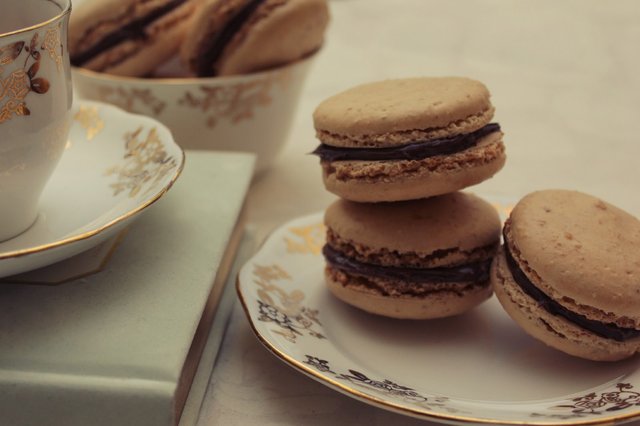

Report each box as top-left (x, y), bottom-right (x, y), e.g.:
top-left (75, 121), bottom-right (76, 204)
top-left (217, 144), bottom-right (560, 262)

top-left (312, 77), bottom-right (507, 320)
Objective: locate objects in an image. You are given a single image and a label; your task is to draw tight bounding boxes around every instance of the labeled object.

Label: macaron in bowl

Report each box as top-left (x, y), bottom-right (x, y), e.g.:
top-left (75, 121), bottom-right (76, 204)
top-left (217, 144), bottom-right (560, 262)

top-left (71, 0), bottom-right (330, 174)
top-left (323, 192), bottom-right (502, 319)
top-left (492, 189), bottom-right (640, 361)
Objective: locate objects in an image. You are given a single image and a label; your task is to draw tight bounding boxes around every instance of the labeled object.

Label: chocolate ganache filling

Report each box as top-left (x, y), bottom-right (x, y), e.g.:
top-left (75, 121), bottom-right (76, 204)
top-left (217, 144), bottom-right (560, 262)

top-left (195, 0), bottom-right (266, 76)
top-left (323, 245), bottom-right (491, 284)
top-left (502, 230), bottom-right (640, 342)
top-left (312, 123), bottom-right (500, 162)
top-left (71, 0), bottom-right (188, 67)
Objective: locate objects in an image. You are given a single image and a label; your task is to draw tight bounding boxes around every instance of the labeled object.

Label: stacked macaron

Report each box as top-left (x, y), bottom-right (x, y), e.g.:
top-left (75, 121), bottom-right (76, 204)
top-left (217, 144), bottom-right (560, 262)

top-left (312, 77), bottom-right (507, 319)
top-left (69, 0), bottom-right (330, 77)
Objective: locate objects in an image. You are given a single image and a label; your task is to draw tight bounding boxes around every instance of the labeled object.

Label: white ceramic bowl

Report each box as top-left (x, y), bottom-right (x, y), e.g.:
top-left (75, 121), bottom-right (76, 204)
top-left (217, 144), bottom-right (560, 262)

top-left (72, 55), bottom-right (316, 174)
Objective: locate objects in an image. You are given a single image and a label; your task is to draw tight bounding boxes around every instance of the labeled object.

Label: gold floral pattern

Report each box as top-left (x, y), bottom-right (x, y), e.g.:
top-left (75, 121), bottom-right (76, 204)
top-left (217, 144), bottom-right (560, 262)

top-left (285, 223), bottom-right (325, 255)
top-left (96, 86), bottom-right (167, 116)
top-left (178, 69), bottom-right (292, 128)
top-left (105, 127), bottom-right (178, 197)
top-left (530, 383), bottom-right (640, 419)
top-left (253, 264), bottom-right (324, 343)
top-left (303, 356), bottom-right (466, 413)
top-left (73, 105), bottom-right (104, 141)
top-left (0, 29), bottom-right (57, 124)
top-left (41, 24), bottom-right (63, 71)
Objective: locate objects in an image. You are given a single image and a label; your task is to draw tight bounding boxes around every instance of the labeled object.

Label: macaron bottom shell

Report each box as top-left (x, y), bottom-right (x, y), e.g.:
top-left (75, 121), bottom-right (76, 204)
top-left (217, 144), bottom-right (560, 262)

top-left (325, 266), bottom-right (493, 320)
top-left (491, 248), bottom-right (640, 362)
top-left (321, 132), bottom-right (505, 203)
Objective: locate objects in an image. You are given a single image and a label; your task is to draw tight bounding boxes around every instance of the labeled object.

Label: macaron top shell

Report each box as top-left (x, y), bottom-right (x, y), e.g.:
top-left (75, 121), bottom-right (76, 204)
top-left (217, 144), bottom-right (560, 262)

top-left (313, 77), bottom-right (494, 147)
top-left (324, 193), bottom-right (501, 256)
top-left (508, 190), bottom-right (640, 323)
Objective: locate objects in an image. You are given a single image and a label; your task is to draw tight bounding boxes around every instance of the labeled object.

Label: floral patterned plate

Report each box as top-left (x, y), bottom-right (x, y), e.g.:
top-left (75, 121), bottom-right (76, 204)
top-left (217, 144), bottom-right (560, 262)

top-left (237, 211), bottom-right (640, 425)
top-left (0, 101), bottom-right (184, 279)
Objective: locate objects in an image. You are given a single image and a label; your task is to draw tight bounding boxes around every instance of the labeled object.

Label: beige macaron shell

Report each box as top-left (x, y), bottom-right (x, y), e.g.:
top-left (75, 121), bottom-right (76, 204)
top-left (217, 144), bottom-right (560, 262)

top-left (322, 131), bottom-right (505, 202)
top-left (313, 77), bottom-right (493, 147)
top-left (69, 0), bottom-right (143, 55)
top-left (70, 0), bottom-right (198, 76)
top-left (492, 249), bottom-right (640, 361)
top-left (326, 268), bottom-right (493, 320)
top-left (181, 0), bottom-right (329, 76)
top-left (179, 0), bottom-right (250, 72)
top-left (216, 0), bottom-right (329, 75)
top-left (324, 192), bottom-right (501, 258)
top-left (509, 190), bottom-right (640, 326)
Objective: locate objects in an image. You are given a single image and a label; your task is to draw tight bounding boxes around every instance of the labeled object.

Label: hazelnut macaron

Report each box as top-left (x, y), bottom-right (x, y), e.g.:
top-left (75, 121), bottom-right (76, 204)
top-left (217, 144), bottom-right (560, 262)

top-left (181, 0), bottom-right (330, 76)
top-left (323, 192), bottom-right (501, 319)
top-left (492, 190), bottom-right (640, 361)
top-left (312, 77), bottom-right (506, 202)
top-left (69, 0), bottom-right (200, 76)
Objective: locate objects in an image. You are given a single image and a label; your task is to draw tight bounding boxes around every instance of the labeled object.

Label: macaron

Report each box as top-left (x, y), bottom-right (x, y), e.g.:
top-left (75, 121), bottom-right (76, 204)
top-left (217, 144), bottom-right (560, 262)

top-left (312, 77), bottom-right (506, 203)
top-left (492, 190), bottom-right (640, 361)
top-left (181, 0), bottom-right (329, 76)
top-left (323, 193), bottom-right (501, 319)
top-left (69, 0), bottom-right (200, 76)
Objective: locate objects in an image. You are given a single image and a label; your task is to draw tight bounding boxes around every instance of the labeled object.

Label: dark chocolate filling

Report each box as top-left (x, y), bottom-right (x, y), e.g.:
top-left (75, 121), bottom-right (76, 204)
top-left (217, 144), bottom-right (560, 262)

top-left (323, 244), bottom-right (491, 284)
top-left (71, 0), bottom-right (188, 66)
top-left (195, 0), bottom-right (266, 76)
top-left (502, 230), bottom-right (640, 342)
top-left (312, 123), bottom-right (501, 162)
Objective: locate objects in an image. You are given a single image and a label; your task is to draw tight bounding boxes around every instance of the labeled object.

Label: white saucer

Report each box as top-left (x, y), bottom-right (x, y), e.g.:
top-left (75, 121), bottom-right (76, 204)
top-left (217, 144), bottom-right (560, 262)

top-left (237, 206), bottom-right (640, 426)
top-left (0, 101), bottom-right (184, 279)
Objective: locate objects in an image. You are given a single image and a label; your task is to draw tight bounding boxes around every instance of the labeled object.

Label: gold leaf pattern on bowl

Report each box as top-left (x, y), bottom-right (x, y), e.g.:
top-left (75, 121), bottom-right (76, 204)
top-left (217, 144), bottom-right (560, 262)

top-left (96, 86), bottom-right (167, 116)
top-left (105, 126), bottom-right (178, 198)
top-left (178, 68), bottom-right (293, 128)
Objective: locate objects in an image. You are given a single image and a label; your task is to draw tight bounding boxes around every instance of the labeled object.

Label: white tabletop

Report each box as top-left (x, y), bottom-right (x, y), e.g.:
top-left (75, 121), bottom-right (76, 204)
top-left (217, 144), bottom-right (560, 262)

top-left (203, 0), bottom-right (640, 424)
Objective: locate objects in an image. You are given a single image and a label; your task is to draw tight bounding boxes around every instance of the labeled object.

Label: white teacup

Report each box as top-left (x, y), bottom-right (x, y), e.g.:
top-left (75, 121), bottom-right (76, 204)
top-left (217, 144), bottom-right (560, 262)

top-left (0, 0), bottom-right (73, 241)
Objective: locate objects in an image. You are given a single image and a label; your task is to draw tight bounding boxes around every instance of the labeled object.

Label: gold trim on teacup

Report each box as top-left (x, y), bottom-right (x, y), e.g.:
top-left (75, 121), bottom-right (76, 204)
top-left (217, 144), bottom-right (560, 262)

top-left (0, 0), bottom-right (71, 39)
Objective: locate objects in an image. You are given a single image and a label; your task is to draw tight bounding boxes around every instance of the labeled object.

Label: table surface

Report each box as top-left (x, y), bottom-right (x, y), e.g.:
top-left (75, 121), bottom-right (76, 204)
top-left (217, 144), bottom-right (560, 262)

top-left (199, 0), bottom-right (640, 424)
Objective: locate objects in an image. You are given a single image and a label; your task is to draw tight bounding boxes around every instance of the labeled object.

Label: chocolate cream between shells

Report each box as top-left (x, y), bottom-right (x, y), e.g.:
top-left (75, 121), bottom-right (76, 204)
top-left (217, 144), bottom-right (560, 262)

top-left (312, 123), bottom-right (501, 162)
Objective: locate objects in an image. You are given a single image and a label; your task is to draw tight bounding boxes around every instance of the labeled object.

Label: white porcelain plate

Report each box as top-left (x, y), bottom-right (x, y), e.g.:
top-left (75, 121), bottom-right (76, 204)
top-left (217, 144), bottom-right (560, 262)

top-left (237, 208), bottom-right (640, 425)
top-left (0, 101), bottom-right (184, 279)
